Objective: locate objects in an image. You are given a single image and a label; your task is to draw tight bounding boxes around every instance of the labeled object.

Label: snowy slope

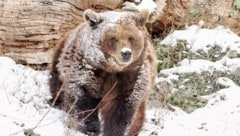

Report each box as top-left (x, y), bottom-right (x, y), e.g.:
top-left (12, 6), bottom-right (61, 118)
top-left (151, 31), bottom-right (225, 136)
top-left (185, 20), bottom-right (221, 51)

top-left (141, 79), bottom-right (240, 136)
top-left (0, 57), bottom-right (82, 136)
top-left (142, 24), bottom-right (240, 136)
top-left (140, 24), bottom-right (240, 136)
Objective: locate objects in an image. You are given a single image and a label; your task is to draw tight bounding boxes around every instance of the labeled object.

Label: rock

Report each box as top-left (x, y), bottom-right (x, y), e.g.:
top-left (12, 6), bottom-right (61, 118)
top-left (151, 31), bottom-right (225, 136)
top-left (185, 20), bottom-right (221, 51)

top-left (24, 129), bottom-right (40, 136)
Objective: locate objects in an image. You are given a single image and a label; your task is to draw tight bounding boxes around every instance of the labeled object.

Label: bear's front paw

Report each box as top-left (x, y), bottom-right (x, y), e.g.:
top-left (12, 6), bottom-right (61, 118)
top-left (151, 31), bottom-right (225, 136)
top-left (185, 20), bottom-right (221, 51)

top-left (77, 121), bottom-right (100, 136)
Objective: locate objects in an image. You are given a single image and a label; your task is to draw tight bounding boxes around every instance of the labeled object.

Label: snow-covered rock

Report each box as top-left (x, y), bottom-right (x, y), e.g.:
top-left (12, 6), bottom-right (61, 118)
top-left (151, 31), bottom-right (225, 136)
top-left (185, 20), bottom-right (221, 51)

top-left (122, 0), bottom-right (157, 12)
top-left (155, 25), bottom-right (240, 113)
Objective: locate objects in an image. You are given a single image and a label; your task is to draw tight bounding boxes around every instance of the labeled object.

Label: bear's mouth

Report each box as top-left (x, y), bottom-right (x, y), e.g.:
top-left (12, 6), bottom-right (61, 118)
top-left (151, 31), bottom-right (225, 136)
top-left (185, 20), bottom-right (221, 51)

top-left (117, 56), bottom-right (133, 67)
top-left (118, 61), bottom-right (131, 66)
top-left (108, 56), bottom-right (132, 67)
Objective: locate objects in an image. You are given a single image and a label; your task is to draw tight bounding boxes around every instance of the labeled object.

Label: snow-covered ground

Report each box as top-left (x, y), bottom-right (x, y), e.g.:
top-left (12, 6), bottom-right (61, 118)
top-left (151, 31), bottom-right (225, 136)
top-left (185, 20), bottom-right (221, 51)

top-left (1, 25), bottom-right (240, 136)
top-left (0, 57), bottom-right (84, 136)
top-left (141, 80), bottom-right (240, 136)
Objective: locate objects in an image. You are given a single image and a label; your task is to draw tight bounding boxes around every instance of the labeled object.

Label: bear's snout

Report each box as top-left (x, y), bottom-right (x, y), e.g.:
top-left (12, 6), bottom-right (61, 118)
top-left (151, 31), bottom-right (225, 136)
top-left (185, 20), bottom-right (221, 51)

top-left (121, 48), bottom-right (132, 62)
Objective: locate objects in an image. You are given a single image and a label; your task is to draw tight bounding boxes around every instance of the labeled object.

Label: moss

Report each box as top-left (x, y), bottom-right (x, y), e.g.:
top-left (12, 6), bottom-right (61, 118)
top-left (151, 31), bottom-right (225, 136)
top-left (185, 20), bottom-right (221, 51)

top-left (155, 39), bottom-right (188, 72)
top-left (234, 0), bottom-right (240, 9)
top-left (164, 71), bottom-right (240, 113)
top-left (169, 91), bottom-right (208, 113)
top-left (230, 0), bottom-right (240, 18)
top-left (160, 67), bottom-right (240, 112)
top-left (189, 5), bottom-right (200, 17)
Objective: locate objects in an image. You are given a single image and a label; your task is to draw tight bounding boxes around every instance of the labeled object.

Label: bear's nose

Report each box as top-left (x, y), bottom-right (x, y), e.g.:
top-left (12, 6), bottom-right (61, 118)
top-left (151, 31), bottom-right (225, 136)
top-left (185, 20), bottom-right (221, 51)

top-left (121, 48), bottom-right (132, 61)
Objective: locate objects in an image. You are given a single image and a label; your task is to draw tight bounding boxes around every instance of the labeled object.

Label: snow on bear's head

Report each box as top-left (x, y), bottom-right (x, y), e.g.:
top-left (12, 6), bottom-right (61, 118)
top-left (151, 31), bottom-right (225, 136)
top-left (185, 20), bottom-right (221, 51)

top-left (80, 9), bottom-right (149, 72)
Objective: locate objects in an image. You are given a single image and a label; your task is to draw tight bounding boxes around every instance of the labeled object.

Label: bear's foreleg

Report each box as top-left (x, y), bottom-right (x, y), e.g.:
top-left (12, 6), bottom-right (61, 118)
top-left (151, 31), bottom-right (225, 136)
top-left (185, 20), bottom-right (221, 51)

top-left (101, 62), bottom-right (152, 136)
top-left (101, 95), bottom-right (138, 136)
top-left (75, 91), bottom-right (101, 135)
top-left (128, 100), bottom-right (146, 136)
top-left (62, 81), bottom-right (101, 135)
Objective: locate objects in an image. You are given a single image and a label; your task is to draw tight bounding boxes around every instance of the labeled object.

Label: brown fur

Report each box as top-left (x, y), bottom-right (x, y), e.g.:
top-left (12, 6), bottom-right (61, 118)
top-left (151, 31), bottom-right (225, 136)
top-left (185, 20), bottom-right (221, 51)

top-left (49, 9), bottom-right (157, 136)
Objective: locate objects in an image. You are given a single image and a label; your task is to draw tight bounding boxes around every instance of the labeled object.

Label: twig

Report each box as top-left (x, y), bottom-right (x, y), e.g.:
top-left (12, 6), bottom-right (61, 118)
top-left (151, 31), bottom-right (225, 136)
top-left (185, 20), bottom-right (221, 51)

top-left (32, 78), bottom-right (67, 130)
top-left (2, 72), bottom-right (12, 105)
top-left (10, 78), bottom-right (116, 135)
top-left (67, 99), bottom-right (78, 114)
top-left (78, 81), bottom-right (118, 123)
top-left (51, 79), bottom-right (67, 107)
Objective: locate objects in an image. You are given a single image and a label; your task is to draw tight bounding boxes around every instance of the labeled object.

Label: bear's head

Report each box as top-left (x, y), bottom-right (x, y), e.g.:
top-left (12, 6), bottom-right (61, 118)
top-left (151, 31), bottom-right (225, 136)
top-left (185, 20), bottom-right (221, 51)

top-left (80, 9), bottom-right (149, 72)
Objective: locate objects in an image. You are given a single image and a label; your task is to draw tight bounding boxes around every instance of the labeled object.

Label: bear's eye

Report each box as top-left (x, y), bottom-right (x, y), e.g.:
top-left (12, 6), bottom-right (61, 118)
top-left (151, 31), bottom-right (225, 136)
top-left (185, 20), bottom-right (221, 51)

top-left (110, 37), bottom-right (117, 42)
top-left (109, 37), bottom-right (118, 48)
top-left (128, 37), bottom-right (134, 43)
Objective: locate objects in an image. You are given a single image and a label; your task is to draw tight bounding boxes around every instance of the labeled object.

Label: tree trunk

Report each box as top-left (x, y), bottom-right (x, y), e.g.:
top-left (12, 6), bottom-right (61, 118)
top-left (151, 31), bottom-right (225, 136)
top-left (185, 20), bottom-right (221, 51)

top-left (0, 0), bottom-right (85, 64)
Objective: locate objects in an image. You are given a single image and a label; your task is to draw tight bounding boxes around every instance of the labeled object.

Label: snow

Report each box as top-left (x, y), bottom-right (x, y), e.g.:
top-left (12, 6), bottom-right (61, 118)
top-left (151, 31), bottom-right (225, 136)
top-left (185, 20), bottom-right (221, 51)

top-left (160, 57), bottom-right (240, 78)
top-left (141, 25), bottom-right (240, 136)
top-left (141, 84), bottom-right (240, 136)
top-left (161, 25), bottom-right (240, 54)
top-left (161, 58), bottom-right (227, 75)
top-left (122, 0), bottom-right (157, 12)
top-left (0, 57), bottom-right (75, 136)
top-left (1, 25), bottom-right (240, 136)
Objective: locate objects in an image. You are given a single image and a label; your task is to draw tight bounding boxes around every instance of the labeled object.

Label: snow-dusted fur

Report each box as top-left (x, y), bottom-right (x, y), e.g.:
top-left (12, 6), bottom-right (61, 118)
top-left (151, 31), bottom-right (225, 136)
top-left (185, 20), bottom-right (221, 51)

top-left (49, 9), bottom-right (157, 136)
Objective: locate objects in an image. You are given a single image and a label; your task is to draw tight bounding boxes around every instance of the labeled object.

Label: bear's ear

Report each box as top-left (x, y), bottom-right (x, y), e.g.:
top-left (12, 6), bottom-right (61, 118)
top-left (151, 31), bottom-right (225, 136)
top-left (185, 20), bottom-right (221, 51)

top-left (84, 9), bottom-right (103, 29)
top-left (132, 10), bottom-right (149, 27)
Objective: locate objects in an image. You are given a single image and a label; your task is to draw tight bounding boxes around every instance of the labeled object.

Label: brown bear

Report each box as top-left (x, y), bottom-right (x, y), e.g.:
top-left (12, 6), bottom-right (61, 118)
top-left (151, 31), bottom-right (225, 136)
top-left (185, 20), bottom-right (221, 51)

top-left (49, 9), bottom-right (157, 136)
